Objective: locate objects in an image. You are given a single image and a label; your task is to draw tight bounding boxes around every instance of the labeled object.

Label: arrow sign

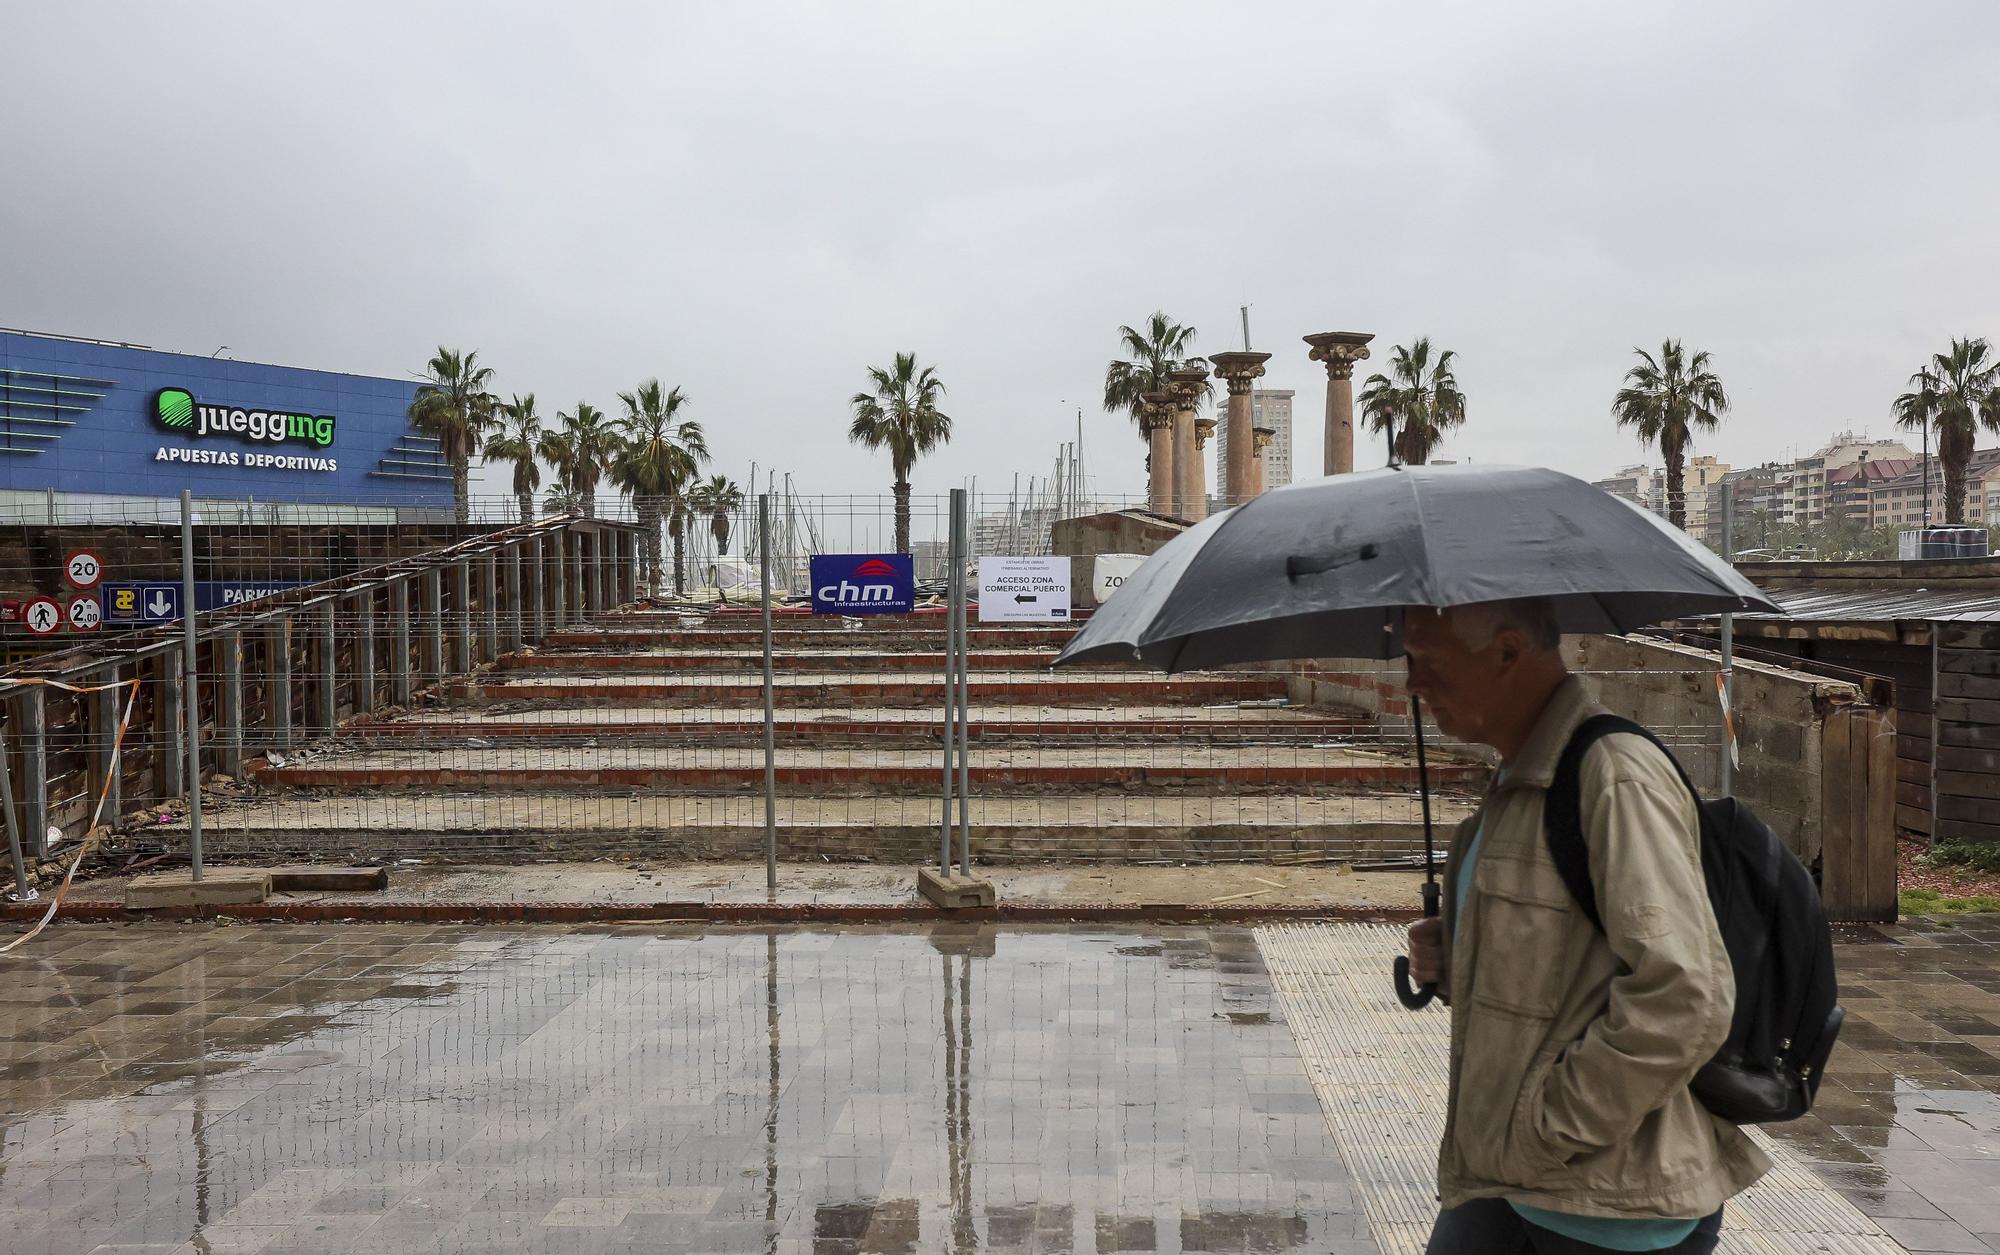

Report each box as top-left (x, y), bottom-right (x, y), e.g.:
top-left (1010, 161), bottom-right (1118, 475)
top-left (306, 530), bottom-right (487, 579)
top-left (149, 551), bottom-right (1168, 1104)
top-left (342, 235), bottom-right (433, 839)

top-left (147, 589), bottom-right (175, 618)
top-left (1013, 593), bottom-right (1038, 603)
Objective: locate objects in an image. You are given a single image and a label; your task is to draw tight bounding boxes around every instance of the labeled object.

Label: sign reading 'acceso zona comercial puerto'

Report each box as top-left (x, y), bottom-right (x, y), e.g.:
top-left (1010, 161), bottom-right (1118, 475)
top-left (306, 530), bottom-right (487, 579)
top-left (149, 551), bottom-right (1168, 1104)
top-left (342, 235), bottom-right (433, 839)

top-left (152, 387), bottom-right (340, 472)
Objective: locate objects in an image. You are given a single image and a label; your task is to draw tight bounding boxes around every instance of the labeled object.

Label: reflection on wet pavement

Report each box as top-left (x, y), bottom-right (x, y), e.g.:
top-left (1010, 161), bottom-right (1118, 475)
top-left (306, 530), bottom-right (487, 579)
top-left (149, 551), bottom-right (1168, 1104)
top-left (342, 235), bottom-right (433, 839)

top-left (0, 924), bottom-right (1368, 1254)
top-left (5, 915), bottom-right (1999, 1253)
top-left (1773, 914), bottom-right (2000, 1252)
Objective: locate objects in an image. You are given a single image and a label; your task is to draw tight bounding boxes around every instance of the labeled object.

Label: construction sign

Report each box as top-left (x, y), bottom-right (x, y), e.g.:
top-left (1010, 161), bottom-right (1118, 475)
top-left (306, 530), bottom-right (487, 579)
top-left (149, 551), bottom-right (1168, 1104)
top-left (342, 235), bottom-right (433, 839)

top-left (978, 556), bottom-right (1072, 622)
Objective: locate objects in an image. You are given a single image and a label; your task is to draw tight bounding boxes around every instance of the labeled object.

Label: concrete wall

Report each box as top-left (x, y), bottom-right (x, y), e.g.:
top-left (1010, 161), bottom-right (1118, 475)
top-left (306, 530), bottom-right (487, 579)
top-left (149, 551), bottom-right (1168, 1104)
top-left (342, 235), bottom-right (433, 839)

top-left (1273, 633), bottom-right (1898, 919)
top-left (1741, 555), bottom-right (2000, 591)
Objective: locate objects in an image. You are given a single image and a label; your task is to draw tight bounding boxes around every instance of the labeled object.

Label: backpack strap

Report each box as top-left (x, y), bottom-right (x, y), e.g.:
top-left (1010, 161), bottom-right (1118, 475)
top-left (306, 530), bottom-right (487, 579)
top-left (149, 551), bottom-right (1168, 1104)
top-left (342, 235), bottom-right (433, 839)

top-left (1544, 714), bottom-right (1655, 935)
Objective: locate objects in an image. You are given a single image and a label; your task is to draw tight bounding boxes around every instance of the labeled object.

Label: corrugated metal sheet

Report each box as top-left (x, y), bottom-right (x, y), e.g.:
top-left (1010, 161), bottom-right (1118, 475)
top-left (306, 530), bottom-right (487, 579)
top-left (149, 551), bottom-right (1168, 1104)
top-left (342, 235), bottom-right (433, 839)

top-left (1737, 588), bottom-right (2000, 623)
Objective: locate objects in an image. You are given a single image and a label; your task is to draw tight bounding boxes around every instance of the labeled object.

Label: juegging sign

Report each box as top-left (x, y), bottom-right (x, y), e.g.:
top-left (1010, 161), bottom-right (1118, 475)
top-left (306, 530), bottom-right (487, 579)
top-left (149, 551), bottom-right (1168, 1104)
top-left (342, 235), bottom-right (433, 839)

top-left (151, 387), bottom-right (340, 472)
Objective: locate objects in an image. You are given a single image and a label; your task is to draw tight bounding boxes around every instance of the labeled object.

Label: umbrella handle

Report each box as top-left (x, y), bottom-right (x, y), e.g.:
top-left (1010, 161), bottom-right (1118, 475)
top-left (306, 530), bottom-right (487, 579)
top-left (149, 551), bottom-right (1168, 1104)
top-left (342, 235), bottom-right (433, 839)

top-left (1392, 956), bottom-right (1439, 1009)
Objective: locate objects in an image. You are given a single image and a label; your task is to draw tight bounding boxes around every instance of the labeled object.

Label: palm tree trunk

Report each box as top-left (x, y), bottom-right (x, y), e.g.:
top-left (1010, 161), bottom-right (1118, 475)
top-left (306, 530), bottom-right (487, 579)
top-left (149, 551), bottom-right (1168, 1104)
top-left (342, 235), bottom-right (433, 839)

top-left (582, 486), bottom-right (596, 520)
top-left (893, 479), bottom-right (912, 554)
top-left (453, 456), bottom-right (471, 526)
top-left (1943, 428), bottom-right (1972, 525)
top-left (517, 491), bottom-right (532, 526)
top-left (1662, 436), bottom-right (1687, 531)
top-left (671, 517), bottom-right (687, 595)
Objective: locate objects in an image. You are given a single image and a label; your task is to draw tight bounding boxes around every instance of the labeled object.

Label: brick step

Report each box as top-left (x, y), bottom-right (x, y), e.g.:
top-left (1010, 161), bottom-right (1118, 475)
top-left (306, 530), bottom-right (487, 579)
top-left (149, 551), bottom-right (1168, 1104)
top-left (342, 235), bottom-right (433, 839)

top-left (449, 673), bottom-right (1289, 708)
top-left (248, 745), bottom-right (1485, 792)
top-left (542, 627), bottom-right (1079, 650)
top-left (165, 791), bottom-right (1474, 863)
top-left (347, 714), bottom-right (1376, 744)
top-left (497, 650), bottom-right (1105, 673)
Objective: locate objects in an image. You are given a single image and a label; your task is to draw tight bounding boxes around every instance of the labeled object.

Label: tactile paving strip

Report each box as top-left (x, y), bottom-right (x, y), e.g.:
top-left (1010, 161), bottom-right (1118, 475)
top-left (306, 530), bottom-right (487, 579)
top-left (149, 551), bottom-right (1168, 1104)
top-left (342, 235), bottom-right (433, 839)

top-left (1256, 922), bottom-right (1902, 1255)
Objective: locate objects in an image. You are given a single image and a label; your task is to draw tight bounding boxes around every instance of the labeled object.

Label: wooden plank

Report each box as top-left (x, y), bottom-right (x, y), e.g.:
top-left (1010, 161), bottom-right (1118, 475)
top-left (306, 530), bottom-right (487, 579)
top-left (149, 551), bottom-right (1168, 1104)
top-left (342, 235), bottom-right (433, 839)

top-left (1937, 648), bottom-right (2000, 677)
top-left (1897, 757), bottom-right (1931, 786)
top-left (1865, 710), bottom-right (1899, 921)
top-left (1937, 746), bottom-right (2000, 775)
top-left (1896, 803), bottom-right (1935, 835)
top-left (1895, 707), bottom-right (1935, 738)
top-left (1936, 697), bottom-right (2000, 726)
top-left (1938, 795), bottom-right (2000, 823)
top-left (1936, 815), bottom-right (2000, 843)
top-left (1936, 770), bottom-right (2000, 801)
top-left (1937, 672), bottom-right (2000, 703)
top-left (1940, 623), bottom-right (2000, 651)
top-left (1939, 719), bottom-right (2000, 750)
top-left (1819, 710), bottom-right (1858, 920)
top-left (1897, 780), bottom-right (1930, 809)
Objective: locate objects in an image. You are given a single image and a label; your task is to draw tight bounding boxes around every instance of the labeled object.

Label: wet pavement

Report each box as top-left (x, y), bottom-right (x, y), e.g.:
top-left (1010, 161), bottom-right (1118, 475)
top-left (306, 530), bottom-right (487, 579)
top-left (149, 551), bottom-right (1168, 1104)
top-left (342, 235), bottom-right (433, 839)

top-left (0, 916), bottom-right (1995, 1253)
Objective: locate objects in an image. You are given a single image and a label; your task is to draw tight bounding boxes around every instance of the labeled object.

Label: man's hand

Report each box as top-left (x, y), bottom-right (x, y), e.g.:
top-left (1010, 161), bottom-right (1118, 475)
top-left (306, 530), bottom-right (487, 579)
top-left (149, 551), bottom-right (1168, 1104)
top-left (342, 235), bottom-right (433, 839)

top-left (1407, 916), bottom-right (1448, 993)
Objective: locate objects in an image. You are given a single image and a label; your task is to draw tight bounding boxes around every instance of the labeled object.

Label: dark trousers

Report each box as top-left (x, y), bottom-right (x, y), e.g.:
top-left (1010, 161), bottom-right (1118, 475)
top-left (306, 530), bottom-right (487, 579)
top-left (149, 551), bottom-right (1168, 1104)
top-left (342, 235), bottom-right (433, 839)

top-left (1425, 1198), bottom-right (1724, 1254)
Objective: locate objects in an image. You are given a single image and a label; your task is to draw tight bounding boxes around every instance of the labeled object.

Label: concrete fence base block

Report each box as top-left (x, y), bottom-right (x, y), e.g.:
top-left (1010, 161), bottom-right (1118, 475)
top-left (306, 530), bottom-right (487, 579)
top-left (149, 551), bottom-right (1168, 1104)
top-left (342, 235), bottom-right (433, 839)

top-left (917, 867), bottom-right (996, 909)
top-left (126, 868), bottom-right (271, 909)
top-left (268, 866), bottom-right (389, 892)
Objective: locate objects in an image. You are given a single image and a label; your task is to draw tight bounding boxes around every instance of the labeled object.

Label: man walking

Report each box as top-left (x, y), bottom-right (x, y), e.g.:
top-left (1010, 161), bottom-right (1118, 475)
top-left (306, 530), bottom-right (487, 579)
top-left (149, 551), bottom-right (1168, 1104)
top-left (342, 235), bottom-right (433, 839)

top-left (1403, 598), bottom-right (1768, 1254)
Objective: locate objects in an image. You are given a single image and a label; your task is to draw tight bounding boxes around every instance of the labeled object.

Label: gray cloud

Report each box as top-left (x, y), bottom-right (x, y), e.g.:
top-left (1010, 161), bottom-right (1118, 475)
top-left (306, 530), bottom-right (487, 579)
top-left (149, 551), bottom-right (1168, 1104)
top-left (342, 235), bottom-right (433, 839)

top-left (5, 1), bottom-right (1996, 504)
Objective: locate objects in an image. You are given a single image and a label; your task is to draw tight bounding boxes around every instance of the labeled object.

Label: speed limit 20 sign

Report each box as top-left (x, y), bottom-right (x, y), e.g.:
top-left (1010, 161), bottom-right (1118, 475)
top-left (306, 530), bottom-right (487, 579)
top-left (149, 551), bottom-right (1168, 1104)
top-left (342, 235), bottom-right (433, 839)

top-left (64, 551), bottom-right (104, 588)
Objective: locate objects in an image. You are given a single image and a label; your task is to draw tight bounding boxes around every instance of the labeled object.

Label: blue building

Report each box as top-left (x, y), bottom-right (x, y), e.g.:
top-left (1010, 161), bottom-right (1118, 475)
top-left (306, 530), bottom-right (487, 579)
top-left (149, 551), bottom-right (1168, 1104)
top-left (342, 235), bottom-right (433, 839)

top-left (0, 329), bottom-right (452, 518)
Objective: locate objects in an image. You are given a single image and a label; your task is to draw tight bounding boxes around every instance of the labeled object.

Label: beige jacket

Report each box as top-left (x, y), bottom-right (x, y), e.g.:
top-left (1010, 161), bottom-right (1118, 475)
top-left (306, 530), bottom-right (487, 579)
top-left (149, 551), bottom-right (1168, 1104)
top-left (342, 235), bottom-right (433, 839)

top-left (1437, 675), bottom-right (1770, 1218)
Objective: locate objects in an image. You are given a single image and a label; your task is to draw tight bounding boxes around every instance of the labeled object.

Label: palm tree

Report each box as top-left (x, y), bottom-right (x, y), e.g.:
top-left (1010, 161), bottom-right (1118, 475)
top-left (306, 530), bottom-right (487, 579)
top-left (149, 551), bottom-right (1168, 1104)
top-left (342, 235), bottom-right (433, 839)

top-left (540, 401), bottom-right (617, 519)
top-left (483, 393), bottom-right (544, 525)
top-left (542, 482), bottom-right (585, 516)
top-left (1611, 340), bottom-right (1730, 531)
top-left (850, 353), bottom-right (953, 554)
top-left (1357, 337), bottom-right (1467, 467)
top-left (611, 380), bottom-right (708, 593)
top-left (1893, 338), bottom-right (2000, 525)
top-left (409, 347), bottom-right (499, 524)
top-left (688, 474), bottom-right (746, 555)
top-left (1102, 312), bottom-right (1205, 434)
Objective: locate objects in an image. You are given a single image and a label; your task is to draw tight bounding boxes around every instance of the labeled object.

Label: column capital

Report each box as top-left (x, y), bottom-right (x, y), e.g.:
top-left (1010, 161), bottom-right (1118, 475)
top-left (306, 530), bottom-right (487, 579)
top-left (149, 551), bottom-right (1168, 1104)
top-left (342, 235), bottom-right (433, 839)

top-left (1194, 416), bottom-right (1218, 450)
top-left (1304, 331), bottom-right (1375, 380)
top-left (1252, 426), bottom-right (1276, 454)
top-left (1138, 391), bottom-right (1174, 432)
top-left (1207, 350), bottom-right (1272, 396)
top-left (1167, 365), bottom-right (1209, 408)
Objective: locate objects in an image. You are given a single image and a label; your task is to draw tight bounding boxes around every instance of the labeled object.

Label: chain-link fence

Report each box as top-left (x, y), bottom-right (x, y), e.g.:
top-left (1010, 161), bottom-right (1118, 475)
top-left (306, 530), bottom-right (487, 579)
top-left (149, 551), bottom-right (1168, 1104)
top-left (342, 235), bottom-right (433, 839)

top-left (0, 489), bottom-right (1755, 896)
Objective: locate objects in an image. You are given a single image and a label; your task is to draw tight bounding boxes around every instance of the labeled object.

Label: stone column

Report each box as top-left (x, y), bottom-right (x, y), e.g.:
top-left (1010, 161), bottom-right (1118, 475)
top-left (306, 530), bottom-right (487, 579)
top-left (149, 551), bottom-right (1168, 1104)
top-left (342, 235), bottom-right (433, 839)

top-left (1169, 365), bottom-right (1210, 520)
top-left (1252, 427), bottom-right (1275, 497)
top-left (1208, 351), bottom-right (1272, 507)
top-left (1304, 331), bottom-right (1374, 476)
top-left (1141, 391), bottom-right (1174, 516)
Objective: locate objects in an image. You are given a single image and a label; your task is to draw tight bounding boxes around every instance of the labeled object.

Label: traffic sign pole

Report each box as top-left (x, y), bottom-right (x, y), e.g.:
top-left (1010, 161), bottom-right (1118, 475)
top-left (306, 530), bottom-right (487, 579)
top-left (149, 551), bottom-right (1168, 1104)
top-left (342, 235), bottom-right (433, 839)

top-left (181, 490), bottom-right (203, 884)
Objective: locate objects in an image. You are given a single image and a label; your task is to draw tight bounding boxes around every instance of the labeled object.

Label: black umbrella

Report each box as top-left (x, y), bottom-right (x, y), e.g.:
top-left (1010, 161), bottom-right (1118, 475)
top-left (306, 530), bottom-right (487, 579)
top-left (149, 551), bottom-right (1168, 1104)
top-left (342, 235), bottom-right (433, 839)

top-left (1054, 463), bottom-right (1780, 1007)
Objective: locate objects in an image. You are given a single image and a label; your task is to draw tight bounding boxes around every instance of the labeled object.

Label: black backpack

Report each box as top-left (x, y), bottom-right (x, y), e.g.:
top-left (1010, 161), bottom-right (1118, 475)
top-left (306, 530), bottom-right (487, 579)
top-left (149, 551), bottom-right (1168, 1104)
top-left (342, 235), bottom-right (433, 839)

top-left (1545, 714), bottom-right (1845, 1125)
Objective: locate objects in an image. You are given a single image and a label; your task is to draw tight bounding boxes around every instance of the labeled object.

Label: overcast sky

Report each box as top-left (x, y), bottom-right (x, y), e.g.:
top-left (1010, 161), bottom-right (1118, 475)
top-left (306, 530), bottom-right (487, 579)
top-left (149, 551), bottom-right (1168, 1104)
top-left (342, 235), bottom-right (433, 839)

top-left (6, 2), bottom-right (1997, 505)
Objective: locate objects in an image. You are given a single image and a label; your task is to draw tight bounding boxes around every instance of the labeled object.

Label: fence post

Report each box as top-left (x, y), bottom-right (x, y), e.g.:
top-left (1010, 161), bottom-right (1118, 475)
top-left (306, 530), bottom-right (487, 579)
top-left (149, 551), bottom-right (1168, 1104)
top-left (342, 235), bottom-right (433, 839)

top-left (1718, 480), bottom-right (1736, 798)
top-left (940, 491), bottom-right (960, 876)
top-left (954, 490), bottom-right (971, 875)
top-left (454, 560), bottom-right (473, 673)
top-left (529, 533), bottom-right (547, 641)
top-left (267, 614), bottom-right (293, 752)
top-left (760, 495), bottom-right (777, 892)
top-left (180, 487), bottom-right (203, 880)
top-left (392, 578), bottom-right (414, 705)
top-left (2, 702), bottom-right (33, 900)
top-left (23, 687), bottom-right (47, 858)
top-left (219, 628), bottom-right (244, 781)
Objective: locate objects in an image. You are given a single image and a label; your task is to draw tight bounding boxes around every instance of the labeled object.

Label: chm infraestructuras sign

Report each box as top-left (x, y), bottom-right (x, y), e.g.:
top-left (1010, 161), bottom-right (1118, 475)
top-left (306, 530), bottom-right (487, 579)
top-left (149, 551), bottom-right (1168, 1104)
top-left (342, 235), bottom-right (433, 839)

top-left (809, 554), bottom-right (914, 614)
top-left (978, 556), bottom-right (1072, 622)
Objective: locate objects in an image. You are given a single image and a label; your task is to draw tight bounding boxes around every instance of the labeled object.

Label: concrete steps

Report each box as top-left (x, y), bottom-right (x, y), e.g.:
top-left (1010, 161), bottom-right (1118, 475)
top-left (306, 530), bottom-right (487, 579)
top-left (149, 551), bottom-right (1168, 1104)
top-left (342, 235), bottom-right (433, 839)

top-left (449, 671), bottom-right (1292, 707)
top-left (249, 743), bottom-right (1481, 793)
top-left (497, 648), bottom-right (1120, 672)
top-left (541, 627), bottom-right (1079, 651)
